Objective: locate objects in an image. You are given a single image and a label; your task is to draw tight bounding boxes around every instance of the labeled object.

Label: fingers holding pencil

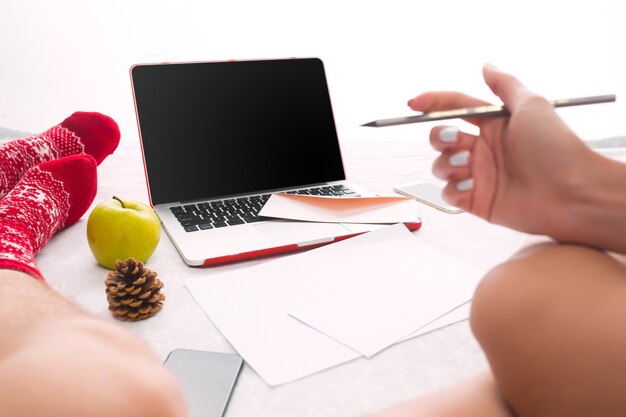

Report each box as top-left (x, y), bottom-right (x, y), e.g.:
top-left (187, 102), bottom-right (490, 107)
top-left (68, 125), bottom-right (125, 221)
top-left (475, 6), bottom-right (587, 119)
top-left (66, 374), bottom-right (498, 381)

top-left (430, 126), bottom-right (477, 183)
top-left (363, 92), bottom-right (615, 128)
top-left (407, 91), bottom-right (491, 127)
top-left (429, 125), bottom-right (476, 152)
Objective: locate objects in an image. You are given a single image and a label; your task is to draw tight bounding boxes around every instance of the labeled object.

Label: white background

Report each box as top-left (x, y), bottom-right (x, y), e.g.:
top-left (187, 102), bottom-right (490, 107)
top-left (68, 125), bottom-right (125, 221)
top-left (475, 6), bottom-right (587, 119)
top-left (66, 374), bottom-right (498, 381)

top-left (1, 0), bottom-right (625, 145)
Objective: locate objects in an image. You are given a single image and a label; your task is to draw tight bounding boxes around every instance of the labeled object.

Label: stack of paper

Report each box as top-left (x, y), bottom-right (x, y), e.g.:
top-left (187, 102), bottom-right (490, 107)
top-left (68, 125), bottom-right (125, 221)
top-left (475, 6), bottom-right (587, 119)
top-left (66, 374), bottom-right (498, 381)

top-left (186, 224), bottom-right (483, 385)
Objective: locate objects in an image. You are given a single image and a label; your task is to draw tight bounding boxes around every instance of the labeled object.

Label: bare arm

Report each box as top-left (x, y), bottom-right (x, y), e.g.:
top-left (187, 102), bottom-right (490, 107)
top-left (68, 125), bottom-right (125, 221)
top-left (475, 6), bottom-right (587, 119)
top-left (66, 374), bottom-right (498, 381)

top-left (0, 270), bottom-right (186, 417)
top-left (408, 65), bottom-right (626, 253)
top-left (556, 153), bottom-right (626, 254)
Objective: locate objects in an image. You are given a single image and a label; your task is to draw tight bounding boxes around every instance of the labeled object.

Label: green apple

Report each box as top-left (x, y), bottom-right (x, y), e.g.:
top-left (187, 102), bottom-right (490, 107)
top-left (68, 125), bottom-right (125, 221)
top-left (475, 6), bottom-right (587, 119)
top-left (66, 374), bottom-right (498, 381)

top-left (87, 196), bottom-right (161, 270)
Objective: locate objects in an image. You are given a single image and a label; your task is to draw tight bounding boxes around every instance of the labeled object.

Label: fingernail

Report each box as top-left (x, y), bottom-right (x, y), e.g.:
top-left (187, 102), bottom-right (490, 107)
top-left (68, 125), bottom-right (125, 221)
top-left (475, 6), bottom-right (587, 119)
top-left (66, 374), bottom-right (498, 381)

top-left (449, 150), bottom-right (470, 167)
top-left (456, 178), bottom-right (474, 191)
top-left (485, 63), bottom-right (498, 70)
top-left (439, 127), bottom-right (458, 143)
top-left (407, 99), bottom-right (414, 107)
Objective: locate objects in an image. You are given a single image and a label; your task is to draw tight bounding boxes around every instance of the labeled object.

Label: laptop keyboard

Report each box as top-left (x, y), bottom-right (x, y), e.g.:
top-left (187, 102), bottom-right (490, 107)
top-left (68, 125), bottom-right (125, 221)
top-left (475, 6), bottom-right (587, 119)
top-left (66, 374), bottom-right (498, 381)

top-left (170, 184), bottom-right (360, 232)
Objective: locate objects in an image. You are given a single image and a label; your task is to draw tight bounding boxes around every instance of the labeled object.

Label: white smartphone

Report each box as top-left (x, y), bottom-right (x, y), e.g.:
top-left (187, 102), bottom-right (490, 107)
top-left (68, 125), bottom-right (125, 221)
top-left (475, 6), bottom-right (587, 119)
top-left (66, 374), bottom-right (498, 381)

top-left (164, 349), bottom-right (243, 417)
top-left (393, 182), bottom-right (464, 214)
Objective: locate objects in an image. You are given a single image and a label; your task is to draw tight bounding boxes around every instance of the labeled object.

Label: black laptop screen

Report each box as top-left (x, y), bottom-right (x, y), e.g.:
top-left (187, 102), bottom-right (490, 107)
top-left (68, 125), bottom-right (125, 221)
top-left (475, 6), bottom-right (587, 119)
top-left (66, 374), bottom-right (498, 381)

top-left (131, 58), bottom-right (346, 206)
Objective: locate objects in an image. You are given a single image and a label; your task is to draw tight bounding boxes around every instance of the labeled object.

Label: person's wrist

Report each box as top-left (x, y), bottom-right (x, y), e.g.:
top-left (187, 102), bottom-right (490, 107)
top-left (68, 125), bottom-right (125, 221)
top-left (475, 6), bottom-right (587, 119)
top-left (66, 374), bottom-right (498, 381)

top-left (528, 134), bottom-right (597, 243)
top-left (551, 149), bottom-right (626, 251)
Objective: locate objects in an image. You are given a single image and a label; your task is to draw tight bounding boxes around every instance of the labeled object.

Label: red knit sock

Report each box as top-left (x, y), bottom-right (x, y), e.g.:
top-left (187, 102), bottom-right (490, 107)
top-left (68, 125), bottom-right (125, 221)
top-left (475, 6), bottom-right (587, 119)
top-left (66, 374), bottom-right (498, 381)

top-left (0, 111), bottom-right (119, 199)
top-left (0, 155), bottom-right (97, 280)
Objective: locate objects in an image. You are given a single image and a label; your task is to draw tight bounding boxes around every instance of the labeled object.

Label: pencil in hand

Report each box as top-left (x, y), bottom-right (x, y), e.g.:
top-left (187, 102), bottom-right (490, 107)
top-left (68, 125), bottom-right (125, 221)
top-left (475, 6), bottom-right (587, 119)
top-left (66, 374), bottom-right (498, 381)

top-left (362, 94), bottom-right (616, 127)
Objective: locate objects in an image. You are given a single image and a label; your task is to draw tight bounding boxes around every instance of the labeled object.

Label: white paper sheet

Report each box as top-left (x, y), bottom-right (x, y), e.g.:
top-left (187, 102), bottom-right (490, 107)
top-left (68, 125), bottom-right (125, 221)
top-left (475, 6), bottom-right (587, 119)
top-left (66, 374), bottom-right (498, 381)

top-left (185, 225), bottom-right (483, 385)
top-left (403, 301), bottom-right (471, 341)
top-left (287, 225), bottom-right (483, 357)
top-left (186, 270), bottom-right (359, 386)
top-left (259, 193), bottom-right (421, 223)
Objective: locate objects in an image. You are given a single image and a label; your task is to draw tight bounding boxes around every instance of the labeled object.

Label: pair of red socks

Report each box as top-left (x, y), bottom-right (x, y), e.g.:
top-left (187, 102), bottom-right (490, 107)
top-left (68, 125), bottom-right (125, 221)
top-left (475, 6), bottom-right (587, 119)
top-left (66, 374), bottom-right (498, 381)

top-left (0, 112), bottom-right (120, 280)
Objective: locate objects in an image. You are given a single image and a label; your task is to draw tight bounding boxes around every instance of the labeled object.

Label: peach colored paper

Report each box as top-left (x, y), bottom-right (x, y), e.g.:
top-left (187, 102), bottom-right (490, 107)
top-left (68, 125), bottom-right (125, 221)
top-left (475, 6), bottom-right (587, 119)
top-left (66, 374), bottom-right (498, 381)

top-left (259, 194), bottom-right (421, 224)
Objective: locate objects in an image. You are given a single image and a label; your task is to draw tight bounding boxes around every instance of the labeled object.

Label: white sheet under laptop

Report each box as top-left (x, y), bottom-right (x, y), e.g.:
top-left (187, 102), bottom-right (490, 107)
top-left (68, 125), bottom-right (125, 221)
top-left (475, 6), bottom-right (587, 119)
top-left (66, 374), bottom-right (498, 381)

top-left (156, 181), bottom-right (378, 266)
top-left (130, 58), bottom-right (419, 266)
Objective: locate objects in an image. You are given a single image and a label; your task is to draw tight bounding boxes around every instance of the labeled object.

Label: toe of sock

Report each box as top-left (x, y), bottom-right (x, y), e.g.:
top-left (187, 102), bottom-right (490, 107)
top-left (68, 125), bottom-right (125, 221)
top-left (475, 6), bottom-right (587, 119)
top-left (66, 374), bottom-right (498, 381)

top-left (60, 112), bottom-right (121, 165)
top-left (37, 154), bottom-right (98, 227)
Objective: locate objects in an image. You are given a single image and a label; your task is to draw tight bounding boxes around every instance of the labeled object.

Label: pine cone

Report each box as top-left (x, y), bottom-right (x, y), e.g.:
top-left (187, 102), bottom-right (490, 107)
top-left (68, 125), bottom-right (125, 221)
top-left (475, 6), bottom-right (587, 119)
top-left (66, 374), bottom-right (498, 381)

top-left (105, 258), bottom-right (165, 321)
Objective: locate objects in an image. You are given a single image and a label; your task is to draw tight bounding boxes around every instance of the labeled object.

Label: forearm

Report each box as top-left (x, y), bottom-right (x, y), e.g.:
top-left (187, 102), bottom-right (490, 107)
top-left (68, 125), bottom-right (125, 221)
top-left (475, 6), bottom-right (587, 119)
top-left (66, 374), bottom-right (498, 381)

top-left (0, 317), bottom-right (185, 417)
top-left (0, 271), bottom-right (186, 417)
top-left (361, 372), bottom-right (512, 417)
top-left (557, 153), bottom-right (626, 254)
top-left (0, 270), bottom-right (84, 355)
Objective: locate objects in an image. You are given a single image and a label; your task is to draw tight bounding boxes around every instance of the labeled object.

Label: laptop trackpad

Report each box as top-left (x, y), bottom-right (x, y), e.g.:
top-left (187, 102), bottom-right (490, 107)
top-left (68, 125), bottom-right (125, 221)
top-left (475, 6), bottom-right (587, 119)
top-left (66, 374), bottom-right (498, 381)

top-left (252, 221), bottom-right (350, 246)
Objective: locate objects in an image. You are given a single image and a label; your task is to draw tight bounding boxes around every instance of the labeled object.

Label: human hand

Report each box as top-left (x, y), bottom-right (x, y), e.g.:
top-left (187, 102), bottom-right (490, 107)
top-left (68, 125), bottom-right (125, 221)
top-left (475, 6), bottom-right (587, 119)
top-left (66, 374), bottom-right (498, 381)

top-left (408, 65), bottom-right (596, 238)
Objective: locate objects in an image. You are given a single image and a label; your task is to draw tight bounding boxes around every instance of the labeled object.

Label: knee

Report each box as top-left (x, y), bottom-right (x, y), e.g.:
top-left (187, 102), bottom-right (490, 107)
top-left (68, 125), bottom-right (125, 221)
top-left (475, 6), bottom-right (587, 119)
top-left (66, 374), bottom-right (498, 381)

top-left (469, 260), bottom-right (523, 349)
top-left (469, 243), bottom-right (565, 349)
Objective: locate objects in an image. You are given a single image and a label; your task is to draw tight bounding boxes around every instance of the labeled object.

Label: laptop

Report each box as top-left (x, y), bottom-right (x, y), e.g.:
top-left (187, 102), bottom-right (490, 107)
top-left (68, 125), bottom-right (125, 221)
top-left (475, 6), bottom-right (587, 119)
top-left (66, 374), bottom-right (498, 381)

top-left (130, 58), bottom-right (421, 266)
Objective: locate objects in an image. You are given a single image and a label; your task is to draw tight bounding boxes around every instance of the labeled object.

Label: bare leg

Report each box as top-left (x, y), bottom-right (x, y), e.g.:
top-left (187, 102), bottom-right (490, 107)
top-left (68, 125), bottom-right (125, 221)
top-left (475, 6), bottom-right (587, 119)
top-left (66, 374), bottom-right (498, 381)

top-left (366, 240), bottom-right (626, 417)
top-left (363, 371), bottom-right (513, 417)
top-left (0, 270), bottom-right (185, 417)
top-left (471, 242), bottom-right (626, 417)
